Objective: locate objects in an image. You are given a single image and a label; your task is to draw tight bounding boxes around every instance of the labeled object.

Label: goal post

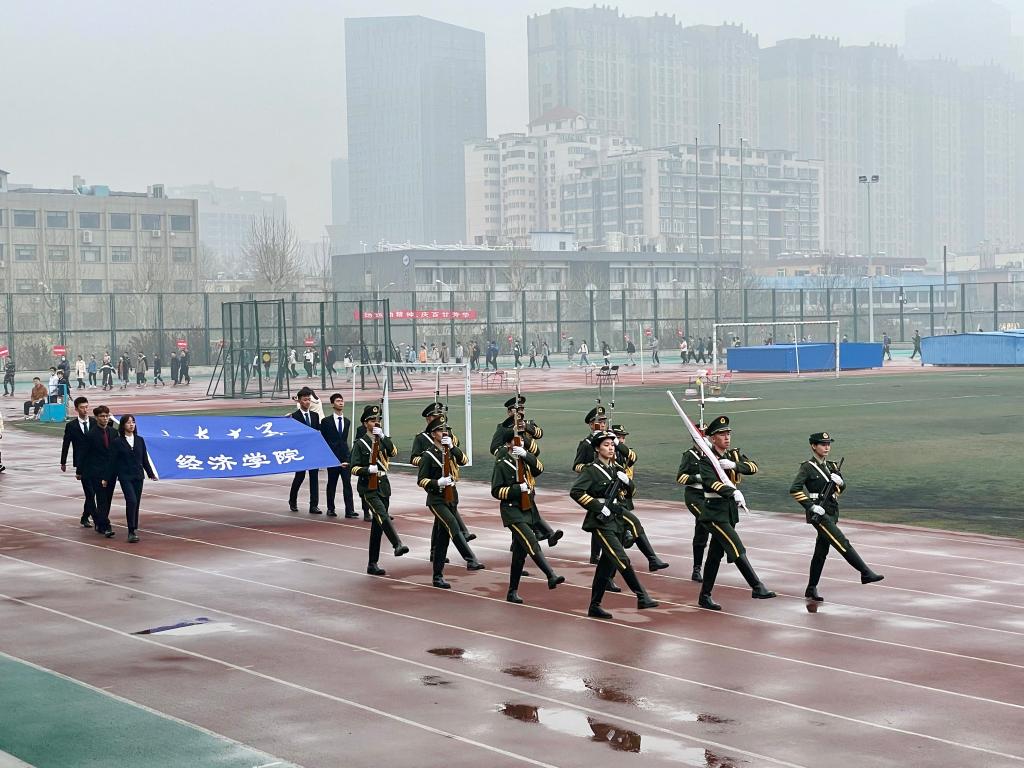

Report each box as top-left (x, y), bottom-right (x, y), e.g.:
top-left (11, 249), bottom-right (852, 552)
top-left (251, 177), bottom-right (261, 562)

top-left (712, 320), bottom-right (841, 378)
top-left (350, 362), bottom-right (475, 467)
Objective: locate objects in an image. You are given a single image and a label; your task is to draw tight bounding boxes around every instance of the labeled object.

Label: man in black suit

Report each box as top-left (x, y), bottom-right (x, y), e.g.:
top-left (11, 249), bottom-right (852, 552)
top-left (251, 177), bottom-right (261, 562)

top-left (81, 405), bottom-right (118, 538)
top-left (320, 393), bottom-right (355, 518)
top-left (289, 387), bottom-right (322, 513)
top-left (60, 396), bottom-right (97, 528)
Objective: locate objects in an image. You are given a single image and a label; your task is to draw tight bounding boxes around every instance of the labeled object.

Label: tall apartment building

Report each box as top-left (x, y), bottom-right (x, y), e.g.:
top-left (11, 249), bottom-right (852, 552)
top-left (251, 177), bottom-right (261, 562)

top-left (1, 171), bottom-right (199, 294)
top-left (528, 8), bottom-right (757, 149)
top-left (561, 144), bottom-right (822, 260)
top-left (464, 109), bottom-right (638, 244)
top-left (346, 16), bottom-right (486, 245)
top-left (167, 182), bottom-right (286, 270)
top-left (905, 0), bottom-right (1023, 78)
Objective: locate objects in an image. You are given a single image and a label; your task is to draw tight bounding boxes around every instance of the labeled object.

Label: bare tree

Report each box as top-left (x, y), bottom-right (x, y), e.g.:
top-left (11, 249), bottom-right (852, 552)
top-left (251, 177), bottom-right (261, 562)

top-left (310, 237), bottom-right (332, 284)
top-left (243, 214), bottom-right (303, 290)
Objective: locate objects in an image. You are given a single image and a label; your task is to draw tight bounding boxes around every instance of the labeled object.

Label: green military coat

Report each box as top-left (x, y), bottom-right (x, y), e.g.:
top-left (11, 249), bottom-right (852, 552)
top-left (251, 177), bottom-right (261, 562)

top-left (416, 441), bottom-right (467, 505)
top-left (491, 447), bottom-right (543, 527)
top-left (697, 448), bottom-right (758, 525)
top-left (351, 432), bottom-right (398, 498)
top-left (789, 458), bottom-right (846, 522)
top-left (569, 459), bottom-right (633, 534)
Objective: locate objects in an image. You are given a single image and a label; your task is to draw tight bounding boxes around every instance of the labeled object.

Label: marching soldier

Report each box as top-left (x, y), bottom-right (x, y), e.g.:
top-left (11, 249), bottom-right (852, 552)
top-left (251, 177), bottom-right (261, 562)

top-left (351, 404), bottom-right (409, 575)
top-left (411, 401), bottom-right (475, 558)
top-left (676, 441), bottom-right (710, 581)
top-left (609, 424), bottom-right (668, 572)
top-left (489, 395), bottom-right (563, 547)
top-left (790, 432), bottom-right (883, 601)
top-left (491, 428), bottom-right (565, 603)
top-left (696, 416), bottom-right (775, 610)
top-left (571, 431), bottom-right (659, 619)
top-left (416, 415), bottom-right (485, 588)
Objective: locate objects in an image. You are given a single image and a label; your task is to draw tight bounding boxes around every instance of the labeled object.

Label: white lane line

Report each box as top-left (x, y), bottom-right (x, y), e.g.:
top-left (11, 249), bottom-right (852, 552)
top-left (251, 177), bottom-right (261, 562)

top-left (2, 533), bottom-right (1021, 764)
top-left (0, 593), bottom-right (566, 768)
top-left (0, 558), bottom-right (805, 768)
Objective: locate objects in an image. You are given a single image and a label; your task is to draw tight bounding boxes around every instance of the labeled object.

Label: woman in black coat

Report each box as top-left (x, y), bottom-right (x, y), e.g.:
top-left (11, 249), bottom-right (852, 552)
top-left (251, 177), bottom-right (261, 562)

top-left (115, 414), bottom-right (157, 543)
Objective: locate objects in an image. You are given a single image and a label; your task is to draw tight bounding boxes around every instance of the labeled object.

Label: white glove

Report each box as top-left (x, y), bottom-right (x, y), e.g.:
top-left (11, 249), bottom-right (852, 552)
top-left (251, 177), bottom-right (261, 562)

top-left (437, 476), bottom-right (454, 488)
top-left (616, 470), bottom-right (631, 485)
top-left (511, 445), bottom-right (528, 458)
top-left (732, 490), bottom-right (746, 508)
top-left (613, 436), bottom-right (620, 446)
top-left (599, 505), bottom-right (612, 517)
top-left (692, 473), bottom-right (702, 481)
top-left (810, 504), bottom-right (826, 516)
top-left (519, 482), bottom-right (532, 493)
top-left (702, 437), bottom-right (713, 450)
top-left (718, 458), bottom-right (736, 470)
top-left (440, 435), bottom-right (453, 447)
top-left (366, 464), bottom-right (378, 475)
top-left (830, 473), bottom-right (844, 487)
top-left (372, 426), bottom-right (384, 437)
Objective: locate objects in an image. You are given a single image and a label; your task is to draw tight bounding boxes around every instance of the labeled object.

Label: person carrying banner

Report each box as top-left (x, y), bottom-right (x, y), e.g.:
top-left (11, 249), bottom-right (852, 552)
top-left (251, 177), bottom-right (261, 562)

top-left (491, 427), bottom-right (564, 604)
top-left (417, 414), bottom-right (485, 588)
top-left (60, 396), bottom-right (97, 528)
top-left (81, 405), bottom-right (118, 538)
top-left (696, 416), bottom-right (774, 610)
top-left (288, 387), bottom-right (323, 514)
top-left (351, 404), bottom-right (408, 575)
top-left (571, 431), bottom-right (659, 619)
top-left (790, 432), bottom-right (883, 601)
top-left (676, 441), bottom-right (710, 582)
top-left (320, 393), bottom-right (355, 518)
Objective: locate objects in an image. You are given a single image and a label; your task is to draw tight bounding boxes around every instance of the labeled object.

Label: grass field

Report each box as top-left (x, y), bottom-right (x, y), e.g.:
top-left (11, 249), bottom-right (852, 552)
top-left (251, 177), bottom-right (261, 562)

top-left (16, 368), bottom-right (1024, 537)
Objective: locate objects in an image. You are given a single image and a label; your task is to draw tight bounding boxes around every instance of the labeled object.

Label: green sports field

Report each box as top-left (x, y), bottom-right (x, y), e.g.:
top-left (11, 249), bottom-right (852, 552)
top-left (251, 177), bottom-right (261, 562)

top-left (17, 368), bottom-right (1024, 537)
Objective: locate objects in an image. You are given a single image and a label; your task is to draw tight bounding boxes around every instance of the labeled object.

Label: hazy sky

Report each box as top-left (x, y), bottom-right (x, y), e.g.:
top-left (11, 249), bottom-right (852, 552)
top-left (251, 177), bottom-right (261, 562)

top-left (2, 0), bottom-right (1019, 241)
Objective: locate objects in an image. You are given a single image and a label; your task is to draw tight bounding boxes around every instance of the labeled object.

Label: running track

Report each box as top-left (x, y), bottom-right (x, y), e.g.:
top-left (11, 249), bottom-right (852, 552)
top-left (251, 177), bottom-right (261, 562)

top-left (0, 426), bottom-right (1021, 767)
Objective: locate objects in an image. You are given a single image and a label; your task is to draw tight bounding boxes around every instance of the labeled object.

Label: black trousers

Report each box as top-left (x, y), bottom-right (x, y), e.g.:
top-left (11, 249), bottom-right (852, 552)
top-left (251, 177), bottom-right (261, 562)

top-left (364, 494), bottom-right (402, 564)
top-left (79, 474), bottom-right (97, 521)
top-left (88, 476), bottom-right (117, 532)
top-left (289, 469), bottom-right (319, 508)
top-left (88, 372), bottom-right (97, 386)
top-left (119, 475), bottom-right (144, 532)
top-left (3, 375), bottom-right (14, 395)
top-left (325, 465), bottom-right (354, 513)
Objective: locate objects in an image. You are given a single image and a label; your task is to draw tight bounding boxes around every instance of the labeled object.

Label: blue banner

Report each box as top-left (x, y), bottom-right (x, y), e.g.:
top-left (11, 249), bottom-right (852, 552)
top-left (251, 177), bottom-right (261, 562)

top-left (128, 415), bottom-right (338, 480)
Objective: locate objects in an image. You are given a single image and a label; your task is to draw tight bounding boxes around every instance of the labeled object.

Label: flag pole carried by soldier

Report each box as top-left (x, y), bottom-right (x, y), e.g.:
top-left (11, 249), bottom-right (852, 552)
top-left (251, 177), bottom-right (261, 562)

top-left (571, 430), bottom-right (659, 619)
top-left (416, 413), bottom-right (485, 588)
top-left (351, 401), bottom-right (409, 576)
top-left (790, 432), bottom-right (883, 602)
top-left (491, 424), bottom-right (565, 604)
top-left (676, 376), bottom-right (711, 582)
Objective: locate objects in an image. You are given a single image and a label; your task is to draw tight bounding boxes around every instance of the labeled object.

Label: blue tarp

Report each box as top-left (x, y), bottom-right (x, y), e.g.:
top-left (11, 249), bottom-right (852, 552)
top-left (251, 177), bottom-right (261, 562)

top-left (128, 415), bottom-right (338, 480)
top-left (921, 332), bottom-right (1024, 365)
top-left (726, 343), bottom-right (882, 372)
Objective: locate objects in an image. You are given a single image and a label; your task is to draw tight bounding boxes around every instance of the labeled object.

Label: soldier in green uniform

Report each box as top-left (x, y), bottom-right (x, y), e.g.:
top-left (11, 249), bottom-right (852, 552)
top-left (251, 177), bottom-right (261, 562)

top-left (609, 424), bottom-right (668, 572)
top-left (571, 431), bottom-right (659, 619)
top-left (491, 427), bottom-right (565, 604)
top-left (416, 415), bottom-right (485, 588)
top-left (696, 416), bottom-right (775, 610)
top-left (411, 401), bottom-right (475, 562)
top-left (676, 440), bottom-right (710, 582)
top-left (489, 395), bottom-right (563, 547)
top-left (351, 404), bottom-right (409, 575)
top-left (790, 432), bottom-right (883, 601)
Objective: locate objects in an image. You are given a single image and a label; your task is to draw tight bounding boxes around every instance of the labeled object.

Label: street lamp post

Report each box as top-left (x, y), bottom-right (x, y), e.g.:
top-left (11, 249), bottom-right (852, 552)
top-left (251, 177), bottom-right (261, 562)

top-left (858, 174), bottom-right (880, 342)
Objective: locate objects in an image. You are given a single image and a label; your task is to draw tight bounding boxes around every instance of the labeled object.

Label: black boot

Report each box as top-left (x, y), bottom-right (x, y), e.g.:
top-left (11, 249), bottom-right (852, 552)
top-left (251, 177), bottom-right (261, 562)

top-left (588, 568), bottom-right (612, 618)
top-left (806, 547), bottom-right (826, 601)
top-left (378, 514), bottom-right (407, 556)
top-left (367, 563), bottom-right (386, 576)
top-left (805, 586), bottom-right (823, 602)
top-left (530, 549), bottom-right (564, 589)
top-left (735, 554), bottom-right (776, 599)
top-left (636, 533), bottom-right (668, 571)
top-left (691, 566), bottom-right (702, 582)
top-left (590, 534), bottom-right (601, 565)
top-left (692, 542), bottom-right (705, 581)
top-left (622, 567), bottom-right (659, 609)
top-left (449, 529), bottom-right (484, 570)
top-left (507, 590), bottom-right (523, 604)
top-left (842, 545), bottom-right (884, 584)
top-left (547, 529), bottom-right (564, 547)
top-left (606, 578), bottom-right (622, 593)
top-left (698, 592), bottom-right (721, 610)
top-left (432, 575), bottom-right (451, 589)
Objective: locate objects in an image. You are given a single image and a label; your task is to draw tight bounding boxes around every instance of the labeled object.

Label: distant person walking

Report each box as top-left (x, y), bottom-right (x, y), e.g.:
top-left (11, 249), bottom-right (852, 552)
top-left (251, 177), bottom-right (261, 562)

top-left (625, 338), bottom-right (637, 366)
top-left (87, 355), bottom-right (98, 388)
top-left (882, 333), bottom-right (892, 362)
top-left (540, 341), bottom-right (551, 369)
top-left (910, 330), bottom-right (922, 360)
top-left (101, 354), bottom-right (114, 390)
top-left (4, 358), bottom-right (16, 396)
top-left (650, 336), bottom-right (660, 367)
top-left (578, 340), bottom-right (590, 366)
top-left (527, 342), bottom-right (538, 368)
top-left (75, 355), bottom-right (87, 390)
top-left (170, 351), bottom-right (180, 385)
top-left (152, 354), bottom-right (164, 386)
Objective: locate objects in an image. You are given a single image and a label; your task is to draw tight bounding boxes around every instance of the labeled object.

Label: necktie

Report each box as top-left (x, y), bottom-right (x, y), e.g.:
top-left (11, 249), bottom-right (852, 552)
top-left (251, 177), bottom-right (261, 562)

top-left (82, 421), bottom-right (88, 434)
top-left (338, 416), bottom-right (342, 433)
top-left (304, 412), bottom-right (310, 426)
top-left (102, 430), bottom-right (109, 449)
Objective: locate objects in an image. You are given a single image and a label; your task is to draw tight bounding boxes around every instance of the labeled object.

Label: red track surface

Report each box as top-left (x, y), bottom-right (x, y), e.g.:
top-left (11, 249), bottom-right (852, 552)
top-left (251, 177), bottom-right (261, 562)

top-left (1, 408), bottom-right (1022, 767)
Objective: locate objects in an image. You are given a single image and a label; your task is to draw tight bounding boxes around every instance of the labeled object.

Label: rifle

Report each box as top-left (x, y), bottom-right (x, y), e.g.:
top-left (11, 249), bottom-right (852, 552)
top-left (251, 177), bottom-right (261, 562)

top-left (816, 457), bottom-right (845, 508)
top-left (442, 383), bottom-right (455, 503)
top-left (368, 379), bottom-right (388, 492)
top-left (513, 375), bottom-right (532, 510)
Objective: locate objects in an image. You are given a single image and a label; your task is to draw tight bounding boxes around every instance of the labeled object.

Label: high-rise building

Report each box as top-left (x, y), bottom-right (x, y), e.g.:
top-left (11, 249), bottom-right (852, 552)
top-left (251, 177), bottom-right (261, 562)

top-left (527, 9), bottom-right (758, 149)
top-left (167, 183), bottom-right (286, 272)
top-left (345, 16), bottom-right (486, 245)
top-left (905, 0), bottom-right (1022, 78)
top-left (464, 109), bottom-right (638, 245)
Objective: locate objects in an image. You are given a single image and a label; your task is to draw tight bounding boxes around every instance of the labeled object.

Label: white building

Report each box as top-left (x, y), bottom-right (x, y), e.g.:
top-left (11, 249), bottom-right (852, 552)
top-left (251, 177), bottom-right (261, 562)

top-left (465, 109), bottom-right (638, 245)
top-left (167, 182), bottom-right (286, 270)
top-left (1, 171), bottom-right (199, 294)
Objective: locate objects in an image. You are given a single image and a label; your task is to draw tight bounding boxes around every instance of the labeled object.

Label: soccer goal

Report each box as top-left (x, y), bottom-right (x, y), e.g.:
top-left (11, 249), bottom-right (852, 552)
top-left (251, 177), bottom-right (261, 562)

top-left (350, 362), bottom-right (475, 467)
top-left (712, 320), bottom-right (841, 378)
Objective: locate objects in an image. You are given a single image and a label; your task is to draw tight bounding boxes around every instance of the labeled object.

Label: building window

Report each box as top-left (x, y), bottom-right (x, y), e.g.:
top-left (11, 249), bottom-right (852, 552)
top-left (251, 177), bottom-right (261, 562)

top-left (13, 210), bottom-right (37, 227)
top-left (16, 280), bottom-right (36, 293)
top-left (111, 280), bottom-right (132, 291)
top-left (0, 210), bottom-right (4, 226)
top-left (81, 247), bottom-right (103, 263)
top-left (78, 212), bottom-right (101, 229)
top-left (48, 246), bottom-right (70, 261)
top-left (46, 211), bottom-right (69, 228)
top-left (109, 212), bottom-right (132, 230)
top-left (51, 279), bottom-right (72, 293)
top-left (80, 279), bottom-right (104, 294)
top-left (172, 247), bottom-right (192, 262)
top-left (141, 214), bottom-right (163, 231)
top-left (172, 279), bottom-right (192, 292)
top-left (15, 246), bottom-right (37, 261)
top-left (170, 214), bottom-right (192, 232)
top-left (111, 246), bottom-right (133, 263)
